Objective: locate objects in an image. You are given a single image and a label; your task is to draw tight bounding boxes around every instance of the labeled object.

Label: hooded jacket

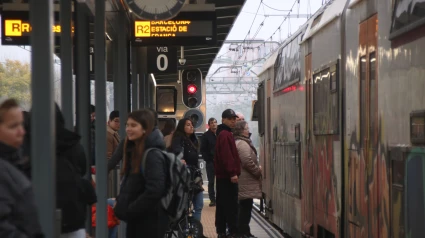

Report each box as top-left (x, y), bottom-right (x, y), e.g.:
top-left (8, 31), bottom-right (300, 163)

top-left (214, 124), bottom-right (241, 179)
top-left (0, 142), bottom-right (44, 238)
top-left (54, 104), bottom-right (93, 233)
top-left (120, 128), bottom-right (169, 238)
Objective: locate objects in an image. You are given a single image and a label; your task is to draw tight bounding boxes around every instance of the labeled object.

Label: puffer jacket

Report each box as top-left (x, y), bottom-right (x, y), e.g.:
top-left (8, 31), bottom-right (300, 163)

top-left (235, 136), bottom-right (262, 200)
top-left (0, 142), bottom-right (44, 238)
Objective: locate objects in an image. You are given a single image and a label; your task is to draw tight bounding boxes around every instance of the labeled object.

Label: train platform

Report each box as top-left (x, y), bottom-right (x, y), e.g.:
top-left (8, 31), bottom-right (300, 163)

top-left (200, 185), bottom-right (285, 238)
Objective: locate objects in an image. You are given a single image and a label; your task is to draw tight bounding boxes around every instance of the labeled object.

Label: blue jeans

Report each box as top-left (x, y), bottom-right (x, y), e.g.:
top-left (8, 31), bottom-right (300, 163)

top-left (107, 199), bottom-right (118, 238)
top-left (192, 191), bottom-right (204, 221)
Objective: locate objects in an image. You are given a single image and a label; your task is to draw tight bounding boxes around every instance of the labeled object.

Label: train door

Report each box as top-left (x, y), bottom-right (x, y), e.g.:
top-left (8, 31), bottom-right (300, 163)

top-left (303, 52), bottom-right (315, 236)
top-left (348, 14), bottom-right (378, 238)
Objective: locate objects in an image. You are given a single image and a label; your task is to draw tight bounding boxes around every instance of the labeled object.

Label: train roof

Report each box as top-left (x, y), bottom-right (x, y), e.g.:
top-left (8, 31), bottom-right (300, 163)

top-left (258, 0), bottom-right (346, 77)
top-left (301, 0), bottom-right (347, 44)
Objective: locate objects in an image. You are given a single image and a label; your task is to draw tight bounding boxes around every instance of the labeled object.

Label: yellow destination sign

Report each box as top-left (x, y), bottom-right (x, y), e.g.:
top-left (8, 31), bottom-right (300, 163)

top-left (4, 19), bottom-right (74, 36)
top-left (134, 21), bottom-right (192, 37)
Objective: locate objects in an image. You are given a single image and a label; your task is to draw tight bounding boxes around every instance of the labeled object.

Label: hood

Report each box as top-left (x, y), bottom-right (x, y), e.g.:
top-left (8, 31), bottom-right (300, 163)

top-left (54, 103), bottom-right (81, 151)
top-left (145, 127), bottom-right (165, 150)
top-left (216, 124), bottom-right (231, 137)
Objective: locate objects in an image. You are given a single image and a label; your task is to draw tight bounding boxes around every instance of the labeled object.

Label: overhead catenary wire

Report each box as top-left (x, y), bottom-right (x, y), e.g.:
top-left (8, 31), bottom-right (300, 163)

top-left (264, 0), bottom-right (299, 42)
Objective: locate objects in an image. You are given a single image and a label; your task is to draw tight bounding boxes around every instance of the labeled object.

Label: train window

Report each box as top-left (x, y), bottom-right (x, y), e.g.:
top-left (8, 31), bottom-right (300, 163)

top-left (360, 56), bottom-right (367, 147)
top-left (273, 33), bottom-right (302, 91)
top-left (390, 0), bottom-right (425, 39)
top-left (410, 110), bottom-right (425, 144)
top-left (257, 83), bottom-right (265, 135)
top-left (369, 52), bottom-right (377, 143)
top-left (313, 60), bottom-right (339, 135)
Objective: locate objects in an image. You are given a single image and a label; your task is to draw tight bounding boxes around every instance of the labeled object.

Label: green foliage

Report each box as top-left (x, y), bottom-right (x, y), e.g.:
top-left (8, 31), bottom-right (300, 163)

top-left (0, 59), bottom-right (31, 108)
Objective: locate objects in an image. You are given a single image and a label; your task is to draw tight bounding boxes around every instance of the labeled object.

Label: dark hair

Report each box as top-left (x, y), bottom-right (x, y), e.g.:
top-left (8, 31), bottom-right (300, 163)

top-left (0, 98), bottom-right (19, 123)
top-left (90, 104), bottom-right (95, 114)
top-left (162, 119), bottom-right (176, 137)
top-left (109, 110), bottom-right (119, 121)
top-left (122, 109), bottom-right (155, 174)
top-left (146, 108), bottom-right (158, 126)
top-left (208, 117), bottom-right (217, 125)
top-left (172, 118), bottom-right (197, 149)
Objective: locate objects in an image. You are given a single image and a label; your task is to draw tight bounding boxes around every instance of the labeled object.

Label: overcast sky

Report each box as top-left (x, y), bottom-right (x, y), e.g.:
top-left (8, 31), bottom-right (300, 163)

top-left (227, 0), bottom-right (322, 41)
top-left (208, 0), bottom-right (323, 75)
top-left (0, 0), bottom-right (324, 64)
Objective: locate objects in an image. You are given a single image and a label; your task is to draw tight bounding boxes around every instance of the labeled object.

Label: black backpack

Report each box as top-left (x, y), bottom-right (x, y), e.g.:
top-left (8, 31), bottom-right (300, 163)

top-left (141, 148), bottom-right (191, 224)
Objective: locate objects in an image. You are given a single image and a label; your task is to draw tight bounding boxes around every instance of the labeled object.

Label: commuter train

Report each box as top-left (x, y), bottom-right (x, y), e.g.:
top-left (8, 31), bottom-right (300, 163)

top-left (254, 0), bottom-right (425, 237)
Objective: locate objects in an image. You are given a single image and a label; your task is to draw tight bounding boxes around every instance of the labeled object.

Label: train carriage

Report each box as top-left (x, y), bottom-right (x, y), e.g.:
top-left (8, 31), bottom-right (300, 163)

top-left (256, 0), bottom-right (425, 237)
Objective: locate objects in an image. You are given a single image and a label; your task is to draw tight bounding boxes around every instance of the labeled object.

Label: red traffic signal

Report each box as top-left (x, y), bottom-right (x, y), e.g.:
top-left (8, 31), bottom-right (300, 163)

top-left (187, 84), bottom-right (197, 94)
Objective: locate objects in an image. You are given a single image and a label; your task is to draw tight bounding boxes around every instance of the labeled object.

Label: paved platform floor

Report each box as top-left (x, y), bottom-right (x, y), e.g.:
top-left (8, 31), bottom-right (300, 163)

top-left (200, 184), bottom-right (284, 238)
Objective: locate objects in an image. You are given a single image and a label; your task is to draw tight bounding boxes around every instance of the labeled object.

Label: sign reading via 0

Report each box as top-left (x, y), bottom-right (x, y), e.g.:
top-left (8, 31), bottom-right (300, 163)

top-left (147, 46), bottom-right (177, 74)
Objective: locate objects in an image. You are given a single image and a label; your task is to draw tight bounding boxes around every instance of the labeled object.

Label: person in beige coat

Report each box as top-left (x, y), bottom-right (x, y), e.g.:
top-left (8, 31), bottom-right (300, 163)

top-left (107, 110), bottom-right (120, 198)
top-left (234, 120), bottom-right (262, 238)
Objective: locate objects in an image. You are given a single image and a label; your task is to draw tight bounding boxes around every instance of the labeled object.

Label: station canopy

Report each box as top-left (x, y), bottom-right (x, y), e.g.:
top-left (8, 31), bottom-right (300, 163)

top-left (0, 0), bottom-right (244, 83)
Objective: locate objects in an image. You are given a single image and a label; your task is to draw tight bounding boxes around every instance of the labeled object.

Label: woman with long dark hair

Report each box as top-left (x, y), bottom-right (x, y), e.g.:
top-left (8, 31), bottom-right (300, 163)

top-left (115, 109), bottom-right (168, 238)
top-left (170, 118), bottom-right (204, 221)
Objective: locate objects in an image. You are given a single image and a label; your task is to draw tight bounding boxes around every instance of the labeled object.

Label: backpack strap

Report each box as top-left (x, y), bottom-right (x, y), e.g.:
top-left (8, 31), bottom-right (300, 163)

top-left (140, 148), bottom-right (160, 175)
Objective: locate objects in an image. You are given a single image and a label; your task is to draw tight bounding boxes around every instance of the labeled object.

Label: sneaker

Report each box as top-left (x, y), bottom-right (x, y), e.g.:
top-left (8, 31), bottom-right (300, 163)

top-left (209, 201), bottom-right (216, 207)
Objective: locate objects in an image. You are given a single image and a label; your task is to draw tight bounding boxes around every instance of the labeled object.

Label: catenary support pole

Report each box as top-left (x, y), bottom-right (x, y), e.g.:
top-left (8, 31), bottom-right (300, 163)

top-left (117, 11), bottom-right (129, 137)
top-left (29, 0), bottom-right (56, 237)
top-left (60, 0), bottom-right (73, 130)
top-left (74, 3), bottom-right (91, 233)
top-left (131, 44), bottom-right (139, 111)
top-left (94, 0), bottom-right (108, 236)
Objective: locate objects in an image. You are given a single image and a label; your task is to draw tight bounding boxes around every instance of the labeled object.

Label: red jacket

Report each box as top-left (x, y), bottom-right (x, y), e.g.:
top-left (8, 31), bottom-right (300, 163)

top-left (91, 204), bottom-right (120, 229)
top-left (214, 124), bottom-right (241, 179)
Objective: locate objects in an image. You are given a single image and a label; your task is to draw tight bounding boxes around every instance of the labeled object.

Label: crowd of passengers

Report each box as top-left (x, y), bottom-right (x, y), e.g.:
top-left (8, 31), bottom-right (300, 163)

top-left (0, 96), bottom-right (261, 238)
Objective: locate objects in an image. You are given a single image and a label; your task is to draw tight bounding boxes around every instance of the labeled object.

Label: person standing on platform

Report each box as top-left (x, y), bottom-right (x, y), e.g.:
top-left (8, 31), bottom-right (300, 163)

top-left (201, 117), bottom-right (217, 206)
top-left (214, 109), bottom-right (241, 238)
top-left (107, 110), bottom-right (120, 159)
top-left (0, 97), bottom-right (44, 237)
top-left (107, 110), bottom-right (120, 198)
top-left (170, 118), bottom-right (204, 221)
top-left (116, 109), bottom-right (169, 238)
top-left (233, 121), bottom-right (261, 238)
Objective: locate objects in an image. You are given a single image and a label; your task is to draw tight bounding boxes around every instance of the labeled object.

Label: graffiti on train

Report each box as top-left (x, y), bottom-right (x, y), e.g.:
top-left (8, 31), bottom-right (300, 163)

top-left (302, 135), bottom-right (340, 236)
top-left (346, 117), bottom-right (390, 238)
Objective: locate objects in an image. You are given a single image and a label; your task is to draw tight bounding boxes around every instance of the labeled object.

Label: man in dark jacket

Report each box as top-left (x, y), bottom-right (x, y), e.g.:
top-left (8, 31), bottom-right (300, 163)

top-left (214, 109), bottom-right (241, 238)
top-left (201, 117), bottom-right (217, 206)
top-left (54, 104), bottom-right (97, 235)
